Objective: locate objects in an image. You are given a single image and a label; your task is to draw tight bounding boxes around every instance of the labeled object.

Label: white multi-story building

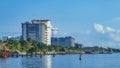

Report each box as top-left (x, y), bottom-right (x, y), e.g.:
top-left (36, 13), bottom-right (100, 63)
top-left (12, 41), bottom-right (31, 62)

top-left (22, 20), bottom-right (52, 45)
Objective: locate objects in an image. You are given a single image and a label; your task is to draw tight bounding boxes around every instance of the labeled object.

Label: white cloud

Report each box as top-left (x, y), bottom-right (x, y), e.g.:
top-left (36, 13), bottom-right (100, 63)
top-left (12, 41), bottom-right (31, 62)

top-left (94, 23), bottom-right (117, 33)
top-left (105, 26), bottom-right (120, 42)
top-left (93, 23), bottom-right (104, 33)
top-left (109, 33), bottom-right (120, 42)
top-left (92, 18), bottom-right (120, 48)
top-left (112, 17), bottom-right (120, 21)
top-left (93, 23), bottom-right (120, 43)
top-left (106, 26), bottom-right (116, 33)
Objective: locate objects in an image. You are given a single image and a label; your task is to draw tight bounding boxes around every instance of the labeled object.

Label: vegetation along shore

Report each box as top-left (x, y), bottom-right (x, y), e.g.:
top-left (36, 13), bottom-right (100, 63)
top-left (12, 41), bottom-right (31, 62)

top-left (0, 37), bottom-right (120, 58)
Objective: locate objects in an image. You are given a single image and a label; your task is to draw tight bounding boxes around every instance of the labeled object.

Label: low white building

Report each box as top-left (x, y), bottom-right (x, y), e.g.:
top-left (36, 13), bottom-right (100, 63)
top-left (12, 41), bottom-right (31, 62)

top-left (2, 36), bottom-right (14, 41)
top-left (51, 36), bottom-right (75, 47)
top-left (2, 36), bottom-right (21, 41)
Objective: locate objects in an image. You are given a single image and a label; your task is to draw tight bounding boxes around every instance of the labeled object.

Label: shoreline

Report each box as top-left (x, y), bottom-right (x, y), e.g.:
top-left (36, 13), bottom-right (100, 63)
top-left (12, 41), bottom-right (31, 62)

top-left (1, 52), bottom-right (119, 58)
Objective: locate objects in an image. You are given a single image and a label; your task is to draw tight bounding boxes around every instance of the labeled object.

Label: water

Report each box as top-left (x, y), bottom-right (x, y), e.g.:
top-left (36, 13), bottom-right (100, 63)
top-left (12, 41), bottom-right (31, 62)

top-left (0, 53), bottom-right (120, 68)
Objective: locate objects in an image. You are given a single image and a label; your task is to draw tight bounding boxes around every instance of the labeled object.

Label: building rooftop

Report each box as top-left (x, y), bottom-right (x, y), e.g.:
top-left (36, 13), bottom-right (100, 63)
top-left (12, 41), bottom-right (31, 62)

top-left (31, 20), bottom-right (50, 23)
top-left (52, 36), bottom-right (75, 39)
top-left (22, 20), bottom-right (51, 24)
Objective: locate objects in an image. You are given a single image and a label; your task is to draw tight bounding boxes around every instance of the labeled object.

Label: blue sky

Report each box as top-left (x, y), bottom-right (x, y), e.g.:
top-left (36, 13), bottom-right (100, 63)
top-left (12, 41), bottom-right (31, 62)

top-left (0, 0), bottom-right (120, 48)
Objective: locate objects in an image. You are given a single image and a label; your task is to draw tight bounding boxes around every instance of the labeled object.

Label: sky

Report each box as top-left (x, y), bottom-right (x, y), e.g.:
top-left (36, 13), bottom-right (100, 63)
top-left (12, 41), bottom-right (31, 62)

top-left (0, 0), bottom-right (120, 48)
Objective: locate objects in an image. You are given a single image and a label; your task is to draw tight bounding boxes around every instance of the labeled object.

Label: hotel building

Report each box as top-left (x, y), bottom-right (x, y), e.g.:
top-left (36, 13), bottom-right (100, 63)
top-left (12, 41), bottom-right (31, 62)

top-left (22, 20), bottom-right (52, 45)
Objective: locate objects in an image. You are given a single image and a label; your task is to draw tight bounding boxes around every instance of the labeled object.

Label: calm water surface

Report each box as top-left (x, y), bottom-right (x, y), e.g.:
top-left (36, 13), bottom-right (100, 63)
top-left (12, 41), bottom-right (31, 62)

top-left (0, 53), bottom-right (120, 68)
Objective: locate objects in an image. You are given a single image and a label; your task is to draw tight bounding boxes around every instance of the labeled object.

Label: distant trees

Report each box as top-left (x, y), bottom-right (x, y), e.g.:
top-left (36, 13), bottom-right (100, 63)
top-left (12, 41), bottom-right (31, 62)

top-left (2, 38), bottom-right (69, 53)
top-left (1, 38), bottom-right (120, 53)
top-left (0, 40), bottom-right (2, 44)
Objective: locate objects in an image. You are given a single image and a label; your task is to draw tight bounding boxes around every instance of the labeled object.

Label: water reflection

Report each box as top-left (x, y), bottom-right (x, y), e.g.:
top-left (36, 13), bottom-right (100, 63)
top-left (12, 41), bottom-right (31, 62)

top-left (0, 54), bottom-right (120, 68)
top-left (0, 59), bottom-right (7, 68)
top-left (42, 55), bottom-right (52, 68)
top-left (0, 58), bottom-right (22, 68)
top-left (21, 55), bottom-right (52, 68)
